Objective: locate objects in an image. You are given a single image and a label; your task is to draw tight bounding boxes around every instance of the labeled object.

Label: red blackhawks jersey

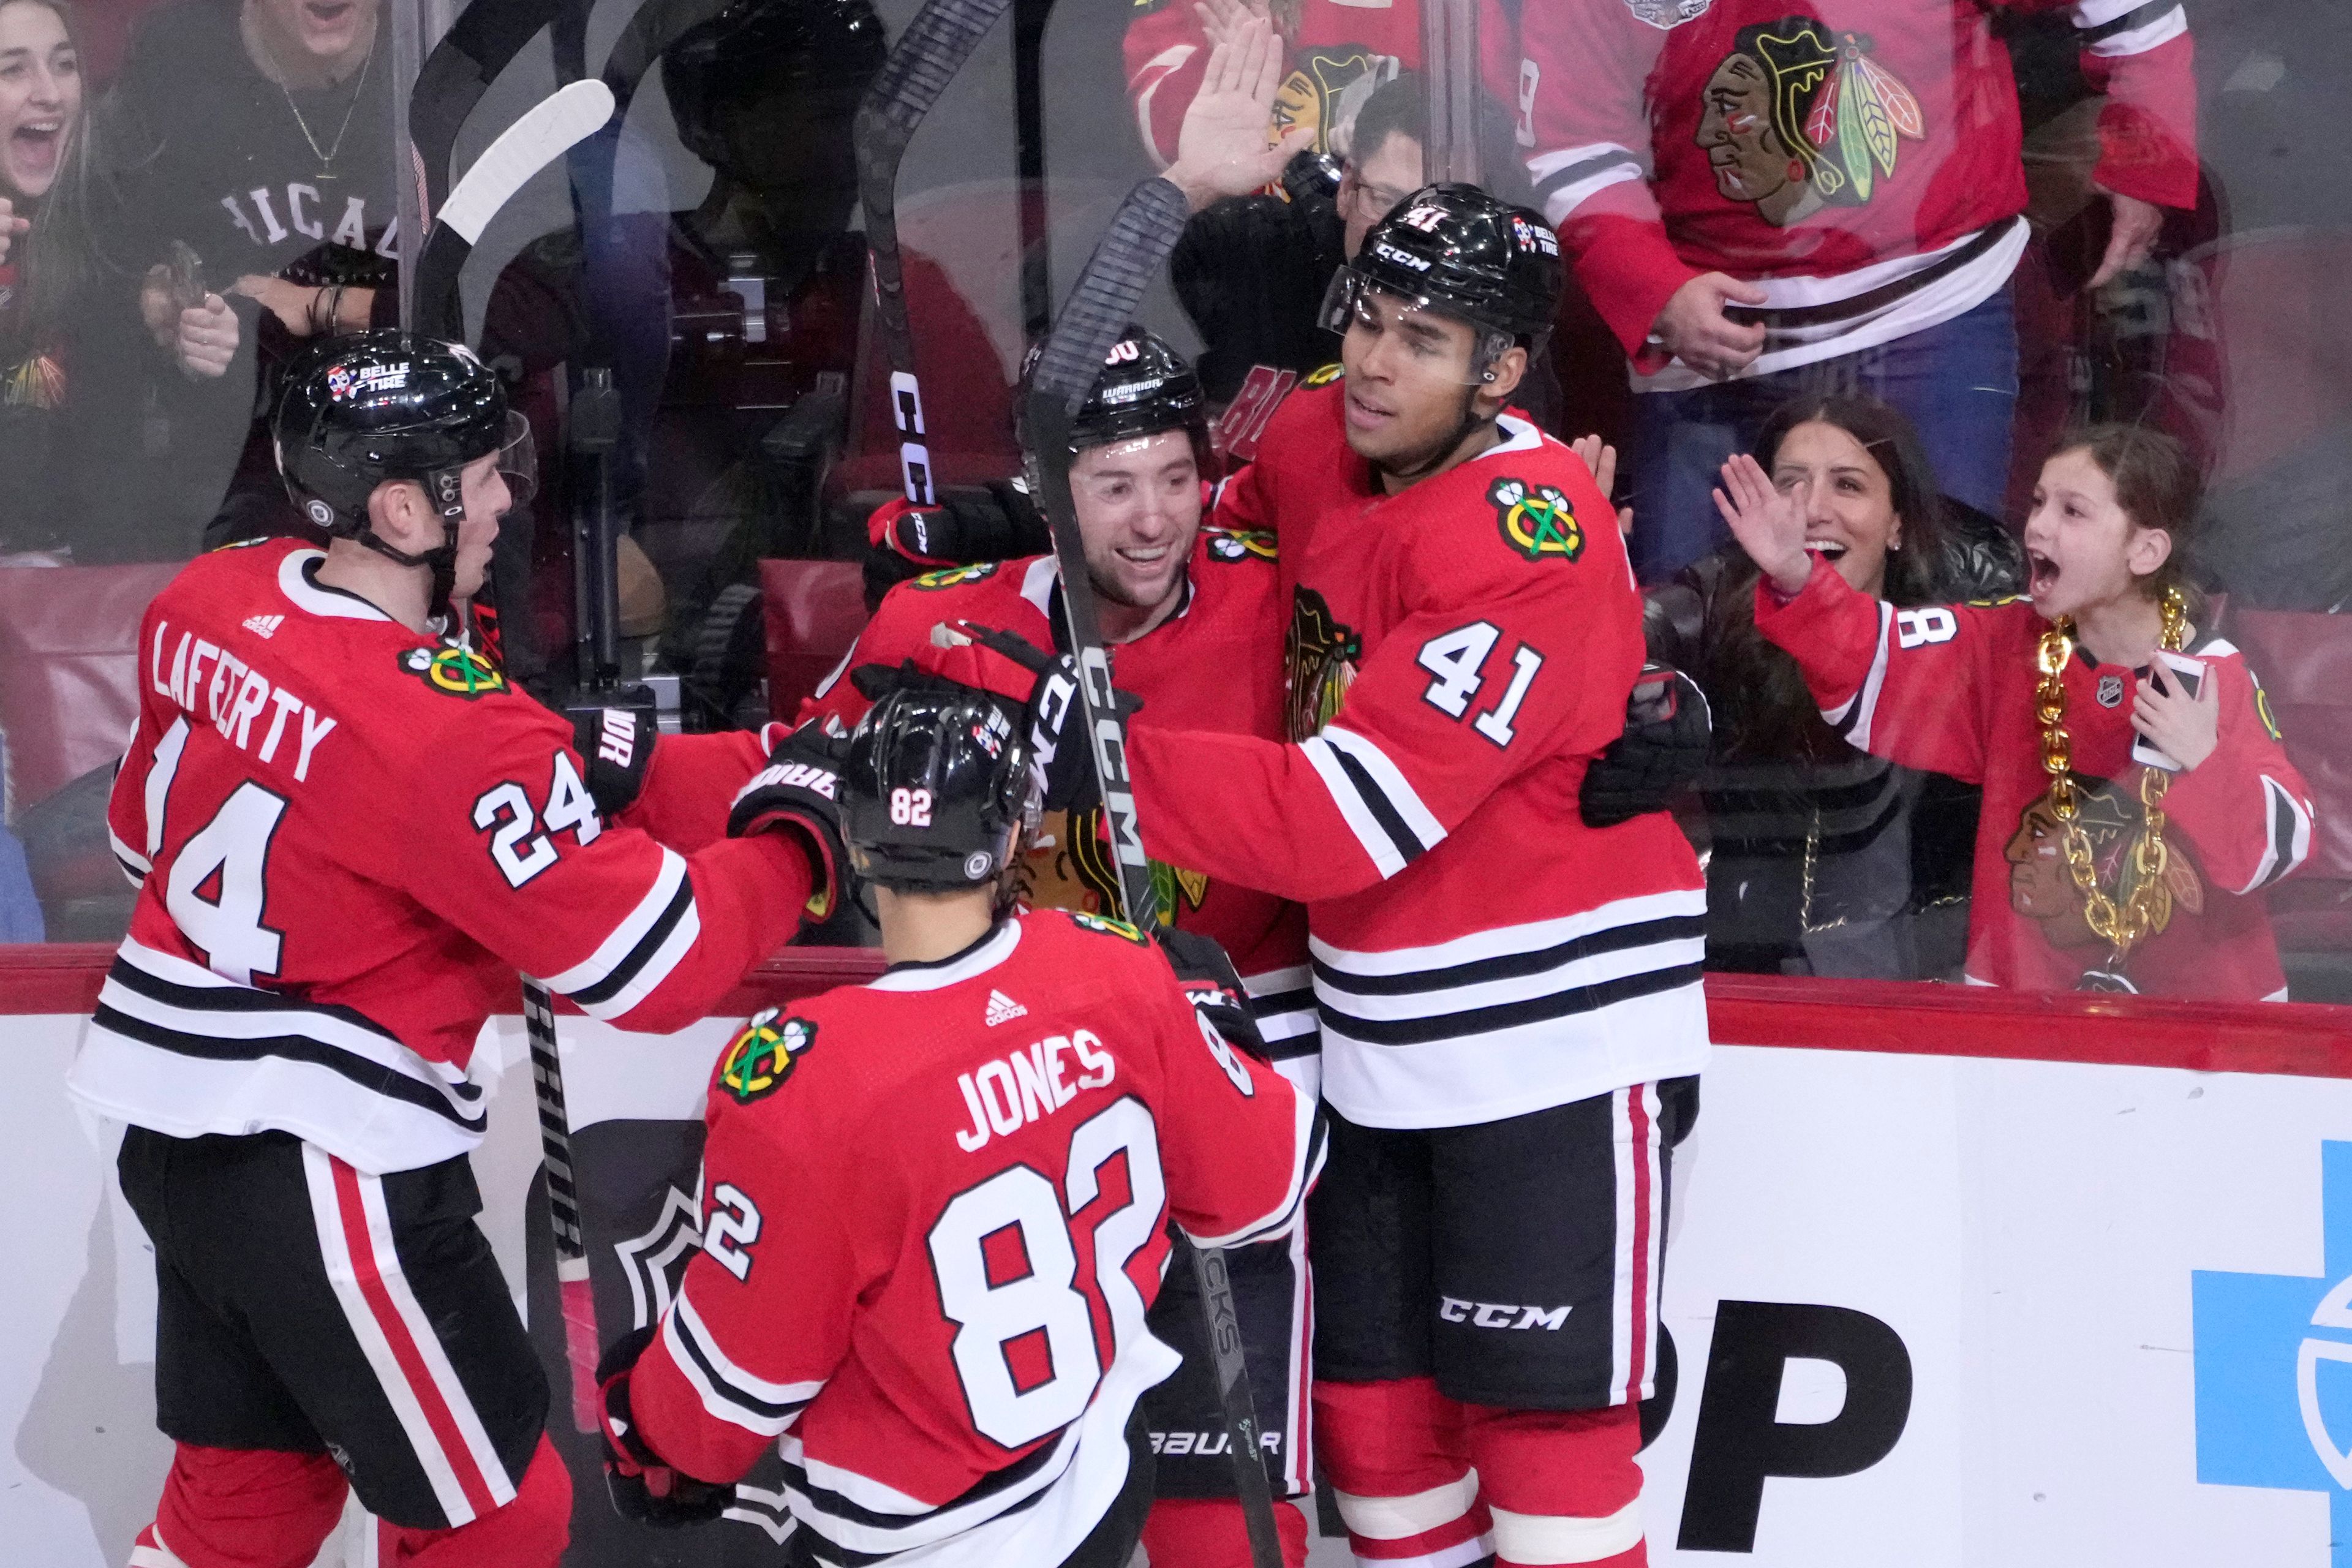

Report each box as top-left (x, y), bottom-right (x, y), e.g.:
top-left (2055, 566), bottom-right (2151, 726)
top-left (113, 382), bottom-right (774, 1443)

top-left (799, 533), bottom-right (1321, 1094)
top-left (1123, 0), bottom-right (1518, 167)
top-left (1123, 383), bottom-right (1711, 1130)
top-left (630, 909), bottom-right (1322, 1567)
top-left (1755, 566), bottom-right (2315, 998)
top-left (69, 538), bottom-right (809, 1175)
top-left (1520, 0), bottom-right (2198, 383)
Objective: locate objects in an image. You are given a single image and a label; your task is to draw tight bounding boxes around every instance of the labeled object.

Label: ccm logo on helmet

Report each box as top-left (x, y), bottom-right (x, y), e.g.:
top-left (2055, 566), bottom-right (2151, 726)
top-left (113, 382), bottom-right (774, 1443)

top-left (1373, 240), bottom-right (1433, 271)
top-left (1441, 1297), bottom-right (1572, 1330)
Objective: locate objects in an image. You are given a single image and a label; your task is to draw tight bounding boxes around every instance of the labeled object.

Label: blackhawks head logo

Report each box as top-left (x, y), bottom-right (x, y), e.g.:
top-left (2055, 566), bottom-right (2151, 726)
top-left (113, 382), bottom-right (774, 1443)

top-left (1698, 18), bottom-right (1926, 226)
top-left (1285, 586), bottom-right (1362, 742)
top-left (1490, 477), bottom-right (1584, 563)
top-left (717, 1011), bottom-right (816, 1104)
top-left (398, 645), bottom-right (507, 698)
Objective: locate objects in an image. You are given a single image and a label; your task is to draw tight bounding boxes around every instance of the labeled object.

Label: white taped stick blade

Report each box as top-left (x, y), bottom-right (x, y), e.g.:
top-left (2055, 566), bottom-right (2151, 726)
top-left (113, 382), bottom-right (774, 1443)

top-left (439, 80), bottom-right (616, 245)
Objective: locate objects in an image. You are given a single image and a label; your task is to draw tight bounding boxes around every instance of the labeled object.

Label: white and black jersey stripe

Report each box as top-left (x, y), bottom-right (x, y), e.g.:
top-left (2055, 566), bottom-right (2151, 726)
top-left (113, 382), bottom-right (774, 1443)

top-left (2071, 0), bottom-right (2187, 58)
top-left (1821, 601), bottom-right (1898, 749)
top-left (1245, 963), bottom-right (1321, 1102)
top-left (1313, 891), bottom-right (1711, 1129)
top-left (663, 1287), bottom-right (822, 1438)
top-left (1302, 725), bottom-right (1447, 880)
top-left (540, 848), bottom-right (701, 1020)
top-left (779, 1329), bottom-right (1178, 1568)
top-left (69, 940), bottom-right (488, 1175)
top-left (2241, 775), bottom-right (2316, 895)
top-left (1530, 140), bottom-right (1644, 226)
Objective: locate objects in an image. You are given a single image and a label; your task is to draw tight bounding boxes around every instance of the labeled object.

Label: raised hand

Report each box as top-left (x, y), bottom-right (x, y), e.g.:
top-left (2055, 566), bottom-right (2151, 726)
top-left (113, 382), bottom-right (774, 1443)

top-left (1163, 13), bottom-right (1311, 211)
top-left (1572, 434), bottom-right (1635, 539)
top-left (0, 198), bottom-right (26, 268)
top-left (1714, 453), bottom-right (1810, 595)
top-left (1191, 0), bottom-right (1267, 53)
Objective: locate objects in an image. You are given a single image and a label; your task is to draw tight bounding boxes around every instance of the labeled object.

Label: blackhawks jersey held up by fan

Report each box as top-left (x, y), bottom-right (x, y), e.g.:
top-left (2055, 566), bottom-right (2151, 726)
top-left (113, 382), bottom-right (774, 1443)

top-left (70, 538), bottom-right (814, 1174)
top-left (1518, 0), bottom-right (2198, 383)
top-left (801, 532), bottom-right (1321, 1093)
top-left (1754, 565), bottom-right (2314, 997)
top-left (1126, 383), bottom-right (1711, 1130)
top-left (626, 910), bottom-right (1324, 1567)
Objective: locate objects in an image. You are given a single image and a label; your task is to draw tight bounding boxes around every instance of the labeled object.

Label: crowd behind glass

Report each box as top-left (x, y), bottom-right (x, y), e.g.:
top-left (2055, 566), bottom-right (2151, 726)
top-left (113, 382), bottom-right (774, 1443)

top-left (1, 0), bottom-right (2343, 1005)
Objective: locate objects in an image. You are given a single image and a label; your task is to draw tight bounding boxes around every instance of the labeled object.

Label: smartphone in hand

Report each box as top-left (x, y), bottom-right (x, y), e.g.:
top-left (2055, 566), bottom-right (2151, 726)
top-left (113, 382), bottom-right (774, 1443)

top-left (2132, 650), bottom-right (2206, 772)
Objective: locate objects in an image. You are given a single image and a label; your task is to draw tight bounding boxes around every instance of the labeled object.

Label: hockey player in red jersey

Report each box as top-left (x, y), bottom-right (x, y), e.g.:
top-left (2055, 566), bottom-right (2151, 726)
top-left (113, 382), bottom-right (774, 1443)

top-left (595, 677), bottom-right (1325, 1568)
top-left (1012, 187), bottom-right (1708, 1568)
top-left (77, 333), bottom-right (848, 1568)
top-left (812, 328), bottom-right (1322, 1567)
top-left (1724, 423), bottom-right (2315, 997)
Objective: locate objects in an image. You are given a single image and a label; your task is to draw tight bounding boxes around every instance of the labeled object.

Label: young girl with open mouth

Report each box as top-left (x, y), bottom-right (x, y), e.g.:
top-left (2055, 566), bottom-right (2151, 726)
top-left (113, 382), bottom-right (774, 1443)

top-left (1719, 424), bottom-right (2317, 998)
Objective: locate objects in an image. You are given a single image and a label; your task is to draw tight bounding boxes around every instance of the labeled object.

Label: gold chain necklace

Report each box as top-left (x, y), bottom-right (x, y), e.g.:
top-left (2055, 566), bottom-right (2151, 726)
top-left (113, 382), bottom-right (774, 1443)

top-left (2033, 585), bottom-right (2188, 971)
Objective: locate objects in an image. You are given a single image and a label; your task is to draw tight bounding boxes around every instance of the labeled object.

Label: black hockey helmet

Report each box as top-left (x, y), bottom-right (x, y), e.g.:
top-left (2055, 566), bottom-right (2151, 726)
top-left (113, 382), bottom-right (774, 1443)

top-left (841, 684), bottom-right (1039, 894)
top-left (274, 331), bottom-right (533, 621)
top-left (1321, 183), bottom-right (1563, 377)
top-left (1019, 326), bottom-right (1208, 458)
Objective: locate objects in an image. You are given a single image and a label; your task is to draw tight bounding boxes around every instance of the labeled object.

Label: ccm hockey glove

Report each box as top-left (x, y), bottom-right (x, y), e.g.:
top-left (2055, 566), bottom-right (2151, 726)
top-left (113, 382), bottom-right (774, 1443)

top-left (728, 724), bottom-right (849, 919)
top-left (597, 1327), bottom-right (734, 1526)
top-left (1580, 666), bottom-right (1713, 829)
top-left (1155, 926), bottom-right (1274, 1063)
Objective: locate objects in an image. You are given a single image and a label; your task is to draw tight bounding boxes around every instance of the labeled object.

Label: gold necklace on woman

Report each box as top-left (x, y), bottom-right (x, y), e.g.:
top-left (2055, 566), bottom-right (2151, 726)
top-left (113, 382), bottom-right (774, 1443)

top-left (248, 11), bottom-right (375, 184)
top-left (2033, 584), bottom-right (2189, 976)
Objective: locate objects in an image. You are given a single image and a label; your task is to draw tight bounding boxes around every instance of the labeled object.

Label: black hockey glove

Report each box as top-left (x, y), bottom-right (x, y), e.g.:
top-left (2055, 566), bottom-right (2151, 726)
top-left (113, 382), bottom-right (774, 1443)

top-left (1580, 666), bottom-right (1713, 829)
top-left (1156, 926), bottom-right (1273, 1063)
top-left (728, 724), bottom-right (849, 920)
top-left (950, 623), bottom-right (1144, 813)
top-left (566, 704), bottom-right (658, 818)
top-left (597, 1327), bottom-right (734, 1526)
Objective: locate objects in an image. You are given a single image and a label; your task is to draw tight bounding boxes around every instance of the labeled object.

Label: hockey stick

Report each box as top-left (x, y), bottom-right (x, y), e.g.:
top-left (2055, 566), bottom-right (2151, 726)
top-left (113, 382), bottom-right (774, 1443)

top-left (410, 78), bottom-right (619, 1437)
top-left (854, 0), bottom-right (1020, 507)
top-left (410, 78), bottom-right (616, 345)
top-left (1022, 176), bottom-right (1289, 1568)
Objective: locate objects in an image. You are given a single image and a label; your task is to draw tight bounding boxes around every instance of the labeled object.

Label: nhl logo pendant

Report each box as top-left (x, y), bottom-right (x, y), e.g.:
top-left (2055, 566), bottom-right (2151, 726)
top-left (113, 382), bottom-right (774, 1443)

top-left (2098, 673), bottom-right (2125, 709)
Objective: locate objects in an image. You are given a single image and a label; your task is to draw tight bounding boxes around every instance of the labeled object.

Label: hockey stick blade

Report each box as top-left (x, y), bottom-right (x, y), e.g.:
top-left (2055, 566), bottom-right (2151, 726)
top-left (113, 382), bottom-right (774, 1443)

top-left (1021, 173), bottom-right (1287, 1568)
top-left (407, 0), bottom-right (576, 214)
top-left (411, 79), bottom-right (616, 340)
top-left (856, 0), bottom-right (1017, 504)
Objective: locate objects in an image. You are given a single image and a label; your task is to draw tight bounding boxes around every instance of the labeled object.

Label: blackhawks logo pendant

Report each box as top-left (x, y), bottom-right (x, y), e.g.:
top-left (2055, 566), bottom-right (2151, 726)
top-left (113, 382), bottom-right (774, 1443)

top-left (1490, 477), bottom-right (1583, 563)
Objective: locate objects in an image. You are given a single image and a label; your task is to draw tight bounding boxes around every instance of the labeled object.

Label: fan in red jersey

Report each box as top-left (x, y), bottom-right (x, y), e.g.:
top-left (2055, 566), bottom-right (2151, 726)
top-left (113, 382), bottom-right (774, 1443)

top-left (1725, 422), bottom-right (2315, 998)
top-left (815, 328), bottom-right (1323, 1568)
top-left (76, 332), bottom-right (847, 1568)
top-left (597, 677), bottom-right (1325, 1568)
top-left (1006, 187), bottom-right (1708, 1568)
top-left (1517, 0), bottom-right (2199, 577)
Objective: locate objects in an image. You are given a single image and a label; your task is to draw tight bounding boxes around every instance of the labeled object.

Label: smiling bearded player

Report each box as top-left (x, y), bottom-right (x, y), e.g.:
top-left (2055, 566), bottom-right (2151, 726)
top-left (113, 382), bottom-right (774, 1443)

top-left (1000, 186), bottom-right (1710, 1568)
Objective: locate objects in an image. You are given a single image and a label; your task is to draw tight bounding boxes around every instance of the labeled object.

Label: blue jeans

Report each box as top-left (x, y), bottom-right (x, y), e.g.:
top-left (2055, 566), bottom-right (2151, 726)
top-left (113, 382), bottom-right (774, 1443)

top-left (1623, 288), bottom-right (2021, 582)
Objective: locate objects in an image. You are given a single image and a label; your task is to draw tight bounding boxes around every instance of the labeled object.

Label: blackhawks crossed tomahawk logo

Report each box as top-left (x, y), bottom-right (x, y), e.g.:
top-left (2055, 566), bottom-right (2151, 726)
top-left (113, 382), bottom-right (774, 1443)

top-left (398, 645), bottom-right (507, 698)
top-left (1490, 477), bottom-right (1584, 563)
top-left (717, 1011), bottom-right (816, 1103)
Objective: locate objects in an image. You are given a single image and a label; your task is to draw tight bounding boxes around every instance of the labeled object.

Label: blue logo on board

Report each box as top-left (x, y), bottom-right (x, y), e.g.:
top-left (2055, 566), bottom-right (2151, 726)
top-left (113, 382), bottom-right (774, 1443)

top-left (2193, 1140), bottom-right (2352, 1564)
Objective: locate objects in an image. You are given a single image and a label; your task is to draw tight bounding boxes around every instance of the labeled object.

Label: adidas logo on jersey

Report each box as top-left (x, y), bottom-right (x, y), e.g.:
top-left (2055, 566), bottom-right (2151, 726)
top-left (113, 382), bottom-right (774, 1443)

top-left (242, 615), bottom-right (284, 639)
top-left (985, 990), bottom-right (1027, 1026)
